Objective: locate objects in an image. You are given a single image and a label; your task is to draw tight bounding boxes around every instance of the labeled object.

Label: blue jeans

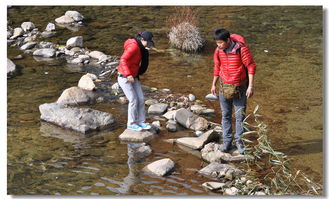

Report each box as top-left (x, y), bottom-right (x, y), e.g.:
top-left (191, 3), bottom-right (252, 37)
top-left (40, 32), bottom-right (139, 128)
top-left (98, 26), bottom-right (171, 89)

top-left (219, 84), bottom-right (247, 144)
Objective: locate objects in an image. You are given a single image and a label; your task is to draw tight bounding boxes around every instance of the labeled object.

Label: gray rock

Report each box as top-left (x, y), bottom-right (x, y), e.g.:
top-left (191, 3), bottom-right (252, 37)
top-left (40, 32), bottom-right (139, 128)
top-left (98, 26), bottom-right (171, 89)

top-left (78, 54), bottom-right (90, 62)
top-left (39, 103), bottom-right (115, 133)
top-left (57, 86), bottom-right (95, 105)
top-left (195, 130), bottom-right (204, 136)
top-left (71, 58), bottom-right (83, 64)
top-left (152, 121), bottom-right (161, 128)
top-left (118, 96), bottom-right (128, 104)
top-left (254, 191), bottom-right (266, 195)
top-left (41, 31), bottom-right (56, 38)
top-left (175, 108), bottom-right (208, 131)
top-left (98, 54), bottom-right (109, 63)
top-left (65, 10), bottom-right (84, 21)
top-left (162, 110), bottom-right (177, 120)
top-left (127, 143), bottom-right (152, 160)
top-left (7, 30), bottom-right (13, 39)
top-left (78, 74), bottom-right (96, 90)
top-left (21, 22), bottom-right (35, 32)
top-left (10, 27), bottom-right (24, 39)
top-left (201, 142), bottom-right (246, 163)
top-left (145, 99), bottom-right (158, 106)
top-left (148, 103), bottom-right (168, 115)
top-left (205, 93), bottom-right (219, 101)
top-left (190, 104), bottom-right (206, 114)
top-left (201, 109), bottom-right (216, 115)
top-left (198, 162), bottom-right (243, 181)
top-left (176, 130), bottom-right (219, 150)
top-left (20, 42), bottom-right (37, 51)
top-left (33, 48), bottom-right (56, 58)
top-left (55, 15), bottom-right (75, 24)
top-left (188, 94), bottom-right (196, 101)
top-left (143, 158), bottom-right (174, 176)
top-left (166, 120), bottom-right (177, 132)
top-left (88, 51), bottom-right (106, 60)
top-left (119, 128), bottom-right (157, 143)
top-left (7, 58), bottom-right (17, 77)
top-left (46, 23), bottom-right (56, 31)
top-left (66, 36), bottom-right (83, 48)
top-left (202, 182), bottom-right (226, 191)
top-left (224, 187), bottom-right (239, 195)
top-left (37, 41), bottom-right (55, 49)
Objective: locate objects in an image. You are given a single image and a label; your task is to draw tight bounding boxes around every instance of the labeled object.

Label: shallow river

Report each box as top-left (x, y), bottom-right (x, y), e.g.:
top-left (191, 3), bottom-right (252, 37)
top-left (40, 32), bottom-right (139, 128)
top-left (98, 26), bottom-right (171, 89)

top-left (7, 6), bottom-right (323, 195)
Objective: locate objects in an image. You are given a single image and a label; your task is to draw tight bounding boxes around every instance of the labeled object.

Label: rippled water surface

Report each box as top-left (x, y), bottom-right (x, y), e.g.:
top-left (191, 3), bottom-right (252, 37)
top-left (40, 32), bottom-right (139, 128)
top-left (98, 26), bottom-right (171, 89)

top-left (7, 6), bottom-right (323, 195)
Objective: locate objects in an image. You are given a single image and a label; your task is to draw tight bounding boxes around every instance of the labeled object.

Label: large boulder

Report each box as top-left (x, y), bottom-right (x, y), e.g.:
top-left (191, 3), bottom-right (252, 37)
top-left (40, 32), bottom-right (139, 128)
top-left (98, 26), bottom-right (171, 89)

top-left (143, 158), bottom-right (175, 176)
top-left (57, 86), bottom-right (95, 105)
top-left (39, 103), bottom-right (115, 133)
top-left (66, 36), bottom-right (83, 48)
top-left (21, 22), bottom-right (35, 32)
top-left (119, 128), bottom-right (158, 143)
top-left (7, 58), bottom-right (17, 77)
top-left (176, 130), bottom-right (220, 150)
top-left (55, 15), bottom-right (75, 24)
top-left (33, 48), bottom-right (56, 58)
top-left (175, 108), bottom-right (208, 131)
top-left (65, 10), bottom-right (84, 21)
top-left (198, 162), bottom-right (244, 181)
top-left (78, 73), bottom-right (97, 91)
top-left (148, 103), bottom-right (168, 115)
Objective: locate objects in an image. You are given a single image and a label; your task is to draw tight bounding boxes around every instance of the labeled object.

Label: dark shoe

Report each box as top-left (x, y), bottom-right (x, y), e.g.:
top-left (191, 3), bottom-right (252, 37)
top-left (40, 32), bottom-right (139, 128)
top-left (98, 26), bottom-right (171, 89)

top-left (236, 141), bottom-right (245, 154)
top-left (220, 142), bottom-right (232, 153)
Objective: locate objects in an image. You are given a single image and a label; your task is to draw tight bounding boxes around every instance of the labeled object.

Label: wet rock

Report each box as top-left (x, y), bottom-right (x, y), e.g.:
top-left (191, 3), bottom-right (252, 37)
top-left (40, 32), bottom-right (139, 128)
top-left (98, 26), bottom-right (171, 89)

top-left (188, 94), bottom-right (196, 101)
top-left (66, 36), bottom-right (83, 48)
top-left (175, 108), bottom-right (208, 131)
top-left (39, 103), bottom-right (115, 133)
top-left (65, 10), bottom-right (84, 21)
top-left (41, 31), bottom-right (56, 38)
top-left (166, 120), bottom-right (177, 132)
top-left (163, 110), bottom-right (177, 120)
top-left (88, 51), bottom-right (106, 60)
top-left (40, 122), bottom-right (84, 143)
top-left (205, 94), bottom-right (219, 101)
top-left (10, 27), bottom-right (24, 39)
top-left (198, 162), bottom-right (243, 181)
top-left (55, 15), bottom-right (75, 24)
top-left (191, 104), bottom-right (206, 114)
top-left (224, 187), bottom-right (238, 195)
top-left (33, 48), bottom-right (56, 58)
top-left (127, 143), bottom-right (152, 160)
top-left (118, 96), bottom-right (128, 104)
top-left (177, 144), bottom-right (202, 158)
top-left (45, 23), bottom-right (56, 31)
top-left (21, 22), bottom-right (35, 32)
top-left (13, 55), bottom-right (24, 60)
top-left (78, 73), bottom-right (97, 90)
top-left (145, 99), bottom-right (158, 106)
top-left (176, 129), bottom-right (219, 150)
top-left (119, 128), bottom-right (157, 143)
top-left (7, 58), bottom-right (17, 78)
top-left (31, 151), bottom-right (53, 161)
top-left (202, 182), bottom-right (226, 191)
top-left (20, 42), bottom-right (37, 51)
top-left (143, 158), bottom-right (174, 176)
top-left (57, 86), bottom-right (95, 105)
top-left (148, 103), bottom-right (168, 115)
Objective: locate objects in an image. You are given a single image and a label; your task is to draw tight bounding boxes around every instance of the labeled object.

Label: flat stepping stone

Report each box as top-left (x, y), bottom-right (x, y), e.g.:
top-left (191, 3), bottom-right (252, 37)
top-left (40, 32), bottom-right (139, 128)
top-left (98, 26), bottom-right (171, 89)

top-left (143, 158), bottom-right (175, 176)
top-left (176, 130), bottom-right (220, 150)
top-left (119, 128), bottom-right (157, 143)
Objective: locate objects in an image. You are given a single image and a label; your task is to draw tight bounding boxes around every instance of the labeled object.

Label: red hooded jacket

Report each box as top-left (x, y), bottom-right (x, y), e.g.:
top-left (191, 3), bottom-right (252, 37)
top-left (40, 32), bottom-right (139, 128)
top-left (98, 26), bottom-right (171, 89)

top-left (117, 39), bottom-right (141, 77)
top-left (213, 34), bottom-right (256, 85)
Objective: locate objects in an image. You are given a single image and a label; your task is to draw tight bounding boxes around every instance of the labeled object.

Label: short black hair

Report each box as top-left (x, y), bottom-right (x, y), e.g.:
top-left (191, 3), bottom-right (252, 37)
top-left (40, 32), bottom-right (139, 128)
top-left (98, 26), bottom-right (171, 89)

top-left (213, 28), bottom-right (230, 41)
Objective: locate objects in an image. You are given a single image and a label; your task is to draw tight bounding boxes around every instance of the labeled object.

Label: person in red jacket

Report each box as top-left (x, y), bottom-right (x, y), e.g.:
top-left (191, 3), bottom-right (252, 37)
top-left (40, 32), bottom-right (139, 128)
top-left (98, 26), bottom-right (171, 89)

top-left (210, 28), bottom-right (256, 154)
top-left (117, 31), bottom-right (155, 131)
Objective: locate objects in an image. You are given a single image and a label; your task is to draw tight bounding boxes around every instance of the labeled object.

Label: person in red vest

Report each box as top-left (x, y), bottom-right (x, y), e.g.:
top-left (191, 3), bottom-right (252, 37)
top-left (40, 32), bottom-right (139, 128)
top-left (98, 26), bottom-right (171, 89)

top-left (211, 28), bottom-right (256, 154)
top-left (117, 31), bottom-right (155, 131)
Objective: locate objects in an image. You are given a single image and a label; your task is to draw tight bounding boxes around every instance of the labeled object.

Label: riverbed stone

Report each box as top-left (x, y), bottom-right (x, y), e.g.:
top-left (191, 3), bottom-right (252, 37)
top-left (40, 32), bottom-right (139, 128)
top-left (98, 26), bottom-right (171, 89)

top-left (119, 128), bottom-right (157, 143)
top-left (33, 48), bottom-right (56, 58)
top-left (78, 54), bottom-right (90, 62)
top-left (188, 94), bottom-right (196, 101)
top-left (7, 58), bottom-right (17, 77)
top-left (65, 10), bottom-right (84, 21)
top-left (57, 86), bottom-right (95, 105)
top-left (7, 30), bottom-right (13, 39)
top-left (78, 74), bottom-right (96, 90)
top-left (127, 143), bottom-right (152, 160)
top-left (46, 23), bottom-right (56, 31)
top-left (21, 22), bottom-right (35, 32)
top-left (55, 15), bottom-right (75, 24)
top-left (190, 104), bottom-right (206, 114)
top-left (205, 93), bottom-right (219, 101)
top-left (66, 36), bottom-right (83, 48)
top-left (20, 42), bottom-right (37, 51)
top-left (88, 51), bottom-right (106, 60)
top-left (176, 130), bottom-right (220, 150)
top-left (224, 187), bottom-right (239, 195)
top-left (37, 41), bottom-right (55, 49)
top-left (198, 162), bottom-right (243, 181)
top-left (162, 110), bottom-right (177, 120)
top-left (166, 120), bottom-right (177, 132)
top-left (201, 143), bottom-right (246, 163)
top-left (10, 27), bottom-right (24, 39)
top-left (148, 103), bottom-right (168, 115)
top-left (202, 182), bottom-right (226, 191)
top-left (143, 158), bottom-right (175, 176)
top-left (201, 109), bottom-right (216, 115)
top-left (41, 31), bottom-right (56, 38)
top-left (145, 99), bottom-right (158, 106)
top-left (175, 108), bottom-right (208, 131)
top-left (71, 57), bottom-right (83, 64)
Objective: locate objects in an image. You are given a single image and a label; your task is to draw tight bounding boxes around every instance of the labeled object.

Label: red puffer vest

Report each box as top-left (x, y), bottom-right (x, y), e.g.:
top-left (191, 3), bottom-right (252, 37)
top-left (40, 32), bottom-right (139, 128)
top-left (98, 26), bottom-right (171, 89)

top-left (117, 39), bottom-right (141, 77)
top-left (213, 34), bottom-right (256, 85)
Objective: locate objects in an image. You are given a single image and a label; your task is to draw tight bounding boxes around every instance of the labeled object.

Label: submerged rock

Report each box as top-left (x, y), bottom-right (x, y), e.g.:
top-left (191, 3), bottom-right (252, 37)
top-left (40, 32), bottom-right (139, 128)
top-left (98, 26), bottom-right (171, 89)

top-left (143, 158), bottom-right (175, 176)
top-left (39, 103), bottom-right (115, 133)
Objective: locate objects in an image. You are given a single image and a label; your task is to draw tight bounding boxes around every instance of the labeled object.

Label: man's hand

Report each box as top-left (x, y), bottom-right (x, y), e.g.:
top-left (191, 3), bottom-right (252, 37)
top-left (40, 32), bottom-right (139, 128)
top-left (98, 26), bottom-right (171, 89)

top-left (246, 87), bottom-right (254, 98)
top-left (127, 75), bottom-right (135, 83)
top-left (211, 85), bottom-right (217, 95)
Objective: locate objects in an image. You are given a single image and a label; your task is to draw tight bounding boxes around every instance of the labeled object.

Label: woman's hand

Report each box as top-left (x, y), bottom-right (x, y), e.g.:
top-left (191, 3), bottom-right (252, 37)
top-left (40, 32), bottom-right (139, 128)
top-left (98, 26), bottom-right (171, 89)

top-left (211, 85), bottom-right (217, 95)
top-left (127, 75), bottom-right (135, 83)
top-left (246, 87), bottom-right (254, 98)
